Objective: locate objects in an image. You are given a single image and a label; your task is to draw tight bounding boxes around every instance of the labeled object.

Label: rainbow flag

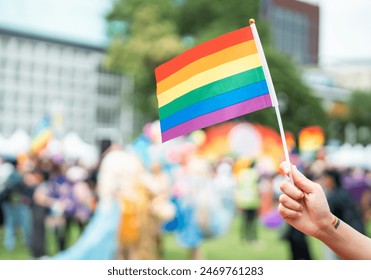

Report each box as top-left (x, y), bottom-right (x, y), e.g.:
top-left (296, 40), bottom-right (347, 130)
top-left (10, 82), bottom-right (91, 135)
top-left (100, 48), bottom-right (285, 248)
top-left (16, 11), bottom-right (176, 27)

top-left (30, 115), bottom-right (53, 154)
top-left (155, 21), bottom-right (278, 142)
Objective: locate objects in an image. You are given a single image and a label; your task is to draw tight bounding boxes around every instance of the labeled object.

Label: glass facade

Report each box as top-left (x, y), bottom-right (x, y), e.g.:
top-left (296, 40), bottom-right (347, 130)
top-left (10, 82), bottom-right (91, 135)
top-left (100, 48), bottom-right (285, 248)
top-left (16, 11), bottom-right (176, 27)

top-left (261, 0), bottom-right (319, 65)
top-left (270, 6), bottom-right (310, 64)
top-left (0, 31), bottom-right (133, 144)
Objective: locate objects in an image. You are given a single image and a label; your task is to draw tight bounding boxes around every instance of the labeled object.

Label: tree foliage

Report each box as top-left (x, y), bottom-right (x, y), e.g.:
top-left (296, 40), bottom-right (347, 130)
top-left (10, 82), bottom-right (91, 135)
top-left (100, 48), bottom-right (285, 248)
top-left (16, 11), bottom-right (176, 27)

top-left (105, 0), bottom-right (327, 136)
top-left (262, 49), bottom-right (327, 134)
top-left (177, 0), bottom-right (268, 43)
top-left (105, 0), bottom-right (185, 120)
top-left (348, 90), bottom-right (371, 128)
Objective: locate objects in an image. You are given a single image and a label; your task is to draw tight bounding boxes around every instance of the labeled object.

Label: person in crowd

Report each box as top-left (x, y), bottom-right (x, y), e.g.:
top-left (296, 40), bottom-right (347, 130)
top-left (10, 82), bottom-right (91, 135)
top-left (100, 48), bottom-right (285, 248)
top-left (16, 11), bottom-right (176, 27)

top-left (30, 156), bottom-right (60, 258)
top-left (31, 158), bottom-right (83, 253)
top-left (234, 159), bottom-right (261, 244)
top-left (317, 168), bottom-right (365, 259)
top-left (29, 171), bottom-right (49, 258)
top-left (44, 160), bottom-right (73, 251)
top-left (142, 160), bottom-right (174, 259)
top-left (360, 184), bottom-right (371, 223)
top-left (278, 161), bottom-right (371, 260)
top-left (281, 223), bottom-right (312, 260)
top-left (0, 157), bottom-right (15, 226)
top-left (342, 167), bottom-right (369, 211)
top-left (117, 158), bottom-right (174, 260)
top-left (172, 155), bottom-right (210, 260)
top-left (203, 159), bottom-right (236, 237)
top-left (65, 165), bottom-right (95, 231)
top-left (51, 150), bottom-right (127, 260)
top-left (0, 158), bottom-right (33, 250)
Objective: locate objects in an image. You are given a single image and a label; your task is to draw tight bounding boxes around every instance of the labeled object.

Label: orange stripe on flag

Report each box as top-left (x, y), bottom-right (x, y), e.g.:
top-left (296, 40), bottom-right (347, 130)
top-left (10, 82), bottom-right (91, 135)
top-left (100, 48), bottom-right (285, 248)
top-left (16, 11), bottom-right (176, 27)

top-left (156, 40), bottom-right (258, 95)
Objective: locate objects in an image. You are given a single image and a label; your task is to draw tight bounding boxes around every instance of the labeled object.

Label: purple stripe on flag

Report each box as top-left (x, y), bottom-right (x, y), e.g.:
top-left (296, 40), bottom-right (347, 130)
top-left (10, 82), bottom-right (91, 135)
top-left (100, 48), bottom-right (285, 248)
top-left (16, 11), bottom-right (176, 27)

top-left (161, 94), bottom-right (272, 142)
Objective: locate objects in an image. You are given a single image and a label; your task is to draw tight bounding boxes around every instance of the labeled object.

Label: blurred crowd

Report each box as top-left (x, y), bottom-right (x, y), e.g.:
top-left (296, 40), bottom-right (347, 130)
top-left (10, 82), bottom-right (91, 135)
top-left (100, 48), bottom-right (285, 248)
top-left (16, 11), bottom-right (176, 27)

top-left (0, 152), bottom-right (97, 258)
top-left (0, 134), bottom-right (371, 260)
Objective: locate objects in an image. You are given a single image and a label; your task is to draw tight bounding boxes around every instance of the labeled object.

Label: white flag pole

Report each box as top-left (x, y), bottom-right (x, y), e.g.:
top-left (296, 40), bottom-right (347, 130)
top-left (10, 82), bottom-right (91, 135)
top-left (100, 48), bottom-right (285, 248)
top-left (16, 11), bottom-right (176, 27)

top-left (249, 19), bottom-right (293, 181)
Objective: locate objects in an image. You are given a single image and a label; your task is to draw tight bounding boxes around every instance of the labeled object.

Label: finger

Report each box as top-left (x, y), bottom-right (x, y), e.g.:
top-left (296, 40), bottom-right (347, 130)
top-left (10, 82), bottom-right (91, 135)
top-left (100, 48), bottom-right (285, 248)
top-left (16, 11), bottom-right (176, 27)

top-left (279, 194), bottom-right (303, 211)
top-left (278, 203), bottom-right (302, 220)
top-left (280, 180), bottom-right (304, 200)
top-left (280, 162), bottom-right (315, 193)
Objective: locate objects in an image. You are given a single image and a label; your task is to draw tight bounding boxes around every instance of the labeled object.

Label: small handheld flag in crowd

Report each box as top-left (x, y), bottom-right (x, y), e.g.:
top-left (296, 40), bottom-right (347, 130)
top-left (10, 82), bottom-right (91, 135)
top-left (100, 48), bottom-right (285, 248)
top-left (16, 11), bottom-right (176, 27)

top-left (30, 115), bottom-right (53, 154)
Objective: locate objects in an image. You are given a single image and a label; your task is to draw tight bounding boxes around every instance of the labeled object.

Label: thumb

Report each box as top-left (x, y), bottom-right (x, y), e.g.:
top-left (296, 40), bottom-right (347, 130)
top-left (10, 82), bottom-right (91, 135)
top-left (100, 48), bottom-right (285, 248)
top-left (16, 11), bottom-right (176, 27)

top-left (279, 162), bottom-right (315, 194)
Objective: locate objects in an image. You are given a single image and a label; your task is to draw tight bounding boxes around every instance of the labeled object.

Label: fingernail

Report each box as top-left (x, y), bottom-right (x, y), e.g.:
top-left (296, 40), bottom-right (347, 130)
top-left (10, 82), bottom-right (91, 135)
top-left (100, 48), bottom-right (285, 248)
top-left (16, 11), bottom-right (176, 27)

top-left (282, 163), bottom-right (290, 174)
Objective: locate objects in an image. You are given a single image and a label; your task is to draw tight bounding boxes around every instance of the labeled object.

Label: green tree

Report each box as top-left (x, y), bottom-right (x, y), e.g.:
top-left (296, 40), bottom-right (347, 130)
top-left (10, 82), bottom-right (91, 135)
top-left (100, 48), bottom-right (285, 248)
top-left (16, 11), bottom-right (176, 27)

top-left (177, 0), bottom-right (269, 44)
top-left (346, 90), bottom-right (371, 144)
top-left (105, 0), bottom-right (185, 123)
top-left (348, 90), bottom-right (371, 127)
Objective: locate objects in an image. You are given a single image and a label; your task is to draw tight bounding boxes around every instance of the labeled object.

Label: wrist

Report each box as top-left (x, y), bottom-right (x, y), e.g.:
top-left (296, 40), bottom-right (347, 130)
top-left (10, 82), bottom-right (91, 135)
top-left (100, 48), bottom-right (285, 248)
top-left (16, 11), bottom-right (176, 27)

top-left (313, 213), bottom-right (337, 241)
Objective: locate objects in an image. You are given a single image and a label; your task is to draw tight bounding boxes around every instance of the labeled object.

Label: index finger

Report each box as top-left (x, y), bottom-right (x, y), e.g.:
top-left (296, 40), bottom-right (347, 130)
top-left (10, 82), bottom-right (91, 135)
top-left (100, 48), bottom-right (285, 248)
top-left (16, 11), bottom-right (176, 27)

top-left (280, 162), bottom-right (316, 194)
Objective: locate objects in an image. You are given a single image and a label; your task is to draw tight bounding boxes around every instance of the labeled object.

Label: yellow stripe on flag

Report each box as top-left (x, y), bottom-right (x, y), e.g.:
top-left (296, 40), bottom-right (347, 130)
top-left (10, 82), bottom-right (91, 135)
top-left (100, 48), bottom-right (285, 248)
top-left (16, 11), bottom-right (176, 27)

top-left (158, 53), bottom-right (261, 107)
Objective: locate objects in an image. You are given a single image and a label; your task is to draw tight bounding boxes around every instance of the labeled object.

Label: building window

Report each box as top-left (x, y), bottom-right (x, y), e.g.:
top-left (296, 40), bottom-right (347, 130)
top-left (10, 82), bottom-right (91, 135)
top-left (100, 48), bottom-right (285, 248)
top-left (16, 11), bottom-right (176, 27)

top-left (97, 106), bottom-right (119, 125)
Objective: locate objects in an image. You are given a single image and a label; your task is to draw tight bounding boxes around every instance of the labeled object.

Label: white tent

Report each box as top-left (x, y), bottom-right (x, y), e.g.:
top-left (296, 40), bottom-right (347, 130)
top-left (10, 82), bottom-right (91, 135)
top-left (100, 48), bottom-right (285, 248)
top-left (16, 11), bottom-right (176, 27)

top-left (326, 143), bottom-right (370, 169)
top-left (0, 129), bottom-right (31, 158)
top-left (63, 132), bottom-right (99, 169)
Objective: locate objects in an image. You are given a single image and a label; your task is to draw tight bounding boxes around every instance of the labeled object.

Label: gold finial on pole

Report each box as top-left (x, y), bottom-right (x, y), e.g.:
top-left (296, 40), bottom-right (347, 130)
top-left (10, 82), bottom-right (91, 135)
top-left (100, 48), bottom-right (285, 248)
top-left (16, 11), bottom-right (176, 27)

top-left (249, 18), bottom-right (255, 25)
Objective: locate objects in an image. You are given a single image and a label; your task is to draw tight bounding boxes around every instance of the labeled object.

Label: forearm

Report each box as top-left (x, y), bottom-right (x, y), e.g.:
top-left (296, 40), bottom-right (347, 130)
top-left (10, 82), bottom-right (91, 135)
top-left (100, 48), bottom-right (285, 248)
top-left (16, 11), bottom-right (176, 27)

top-left (316, 217), bottom-right (371, 260)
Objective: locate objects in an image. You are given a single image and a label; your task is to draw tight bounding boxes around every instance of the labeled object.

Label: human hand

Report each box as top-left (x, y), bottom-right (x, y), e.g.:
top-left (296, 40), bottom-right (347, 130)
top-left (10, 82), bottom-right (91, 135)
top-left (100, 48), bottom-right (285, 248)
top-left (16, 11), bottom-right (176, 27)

top-left (278, 162), bottom-right (333, 238)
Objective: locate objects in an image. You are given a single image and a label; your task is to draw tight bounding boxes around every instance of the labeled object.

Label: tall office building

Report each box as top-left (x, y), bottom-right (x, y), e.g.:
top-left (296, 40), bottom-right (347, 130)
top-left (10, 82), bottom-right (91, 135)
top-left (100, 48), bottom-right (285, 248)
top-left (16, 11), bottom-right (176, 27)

top-left (0, 0), bottom-right (133, 145)
top-left (261, 0), bottom-right (319, 65)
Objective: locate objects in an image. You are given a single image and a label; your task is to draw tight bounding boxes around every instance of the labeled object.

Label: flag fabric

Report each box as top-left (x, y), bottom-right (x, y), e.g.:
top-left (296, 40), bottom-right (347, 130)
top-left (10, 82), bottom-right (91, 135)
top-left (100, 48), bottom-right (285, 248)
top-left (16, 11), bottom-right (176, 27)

top-left (30, 115), bottom-right (53, 154)
top-left (155, 21), bottom-right (278, 142)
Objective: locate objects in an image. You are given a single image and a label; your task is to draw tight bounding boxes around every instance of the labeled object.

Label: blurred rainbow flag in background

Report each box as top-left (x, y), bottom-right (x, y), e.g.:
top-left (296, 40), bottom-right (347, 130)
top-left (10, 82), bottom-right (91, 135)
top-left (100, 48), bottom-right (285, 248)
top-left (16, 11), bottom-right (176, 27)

top-left (30, 115), bottom-right (53, 154)
top-left (299, 126), bottom-right (325, 152)
top-left (155, 20), bottom-right (278, 142)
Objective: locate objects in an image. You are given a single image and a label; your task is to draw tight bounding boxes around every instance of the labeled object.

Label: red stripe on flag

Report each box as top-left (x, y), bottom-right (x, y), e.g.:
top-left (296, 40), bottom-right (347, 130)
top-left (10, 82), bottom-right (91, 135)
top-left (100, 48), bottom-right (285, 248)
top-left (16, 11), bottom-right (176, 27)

top-left (155, 26), bottom-right (253, 82)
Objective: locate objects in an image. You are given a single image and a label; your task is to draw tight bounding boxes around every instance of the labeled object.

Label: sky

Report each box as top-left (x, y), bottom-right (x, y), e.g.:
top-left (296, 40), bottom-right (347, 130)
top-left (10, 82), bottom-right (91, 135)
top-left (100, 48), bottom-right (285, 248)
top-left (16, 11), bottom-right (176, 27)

top-left (0, 0), bottom-right (370, 65)
top-left (302, 0), bottom-right (371, 66)
top-left (0, 0), bottom-right (112, 46)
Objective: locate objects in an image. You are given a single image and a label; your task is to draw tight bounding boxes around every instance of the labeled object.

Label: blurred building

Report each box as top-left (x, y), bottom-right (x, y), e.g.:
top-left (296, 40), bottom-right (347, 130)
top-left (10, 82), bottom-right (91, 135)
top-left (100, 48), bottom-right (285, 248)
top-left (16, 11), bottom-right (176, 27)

top-left (0, 1), bottom-right (133, 145)
top-left (260, 0), bottom-right (319, 65)
top-left (302, 68), bottom-right (351, 116)
top-left (323, 61), bottom-right (371, 91)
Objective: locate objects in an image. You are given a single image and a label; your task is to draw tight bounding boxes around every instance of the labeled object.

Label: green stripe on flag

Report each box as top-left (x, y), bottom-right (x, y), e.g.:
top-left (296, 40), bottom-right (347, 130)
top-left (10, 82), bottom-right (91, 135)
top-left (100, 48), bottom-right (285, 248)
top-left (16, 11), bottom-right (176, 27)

top-left (158, 66), bottom-right (265, 119)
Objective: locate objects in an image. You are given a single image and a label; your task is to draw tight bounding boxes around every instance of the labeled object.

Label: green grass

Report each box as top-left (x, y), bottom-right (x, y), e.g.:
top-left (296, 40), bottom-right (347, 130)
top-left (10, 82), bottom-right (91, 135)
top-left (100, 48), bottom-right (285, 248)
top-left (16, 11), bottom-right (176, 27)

top-left (1, 214), bottom-right (370, 260)
top-left (163, 214), bottom-right (371, 260)
top-left (162, 214), bottom-right (322, 260)
top-left (0, 224), bottom-right (82, 260)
